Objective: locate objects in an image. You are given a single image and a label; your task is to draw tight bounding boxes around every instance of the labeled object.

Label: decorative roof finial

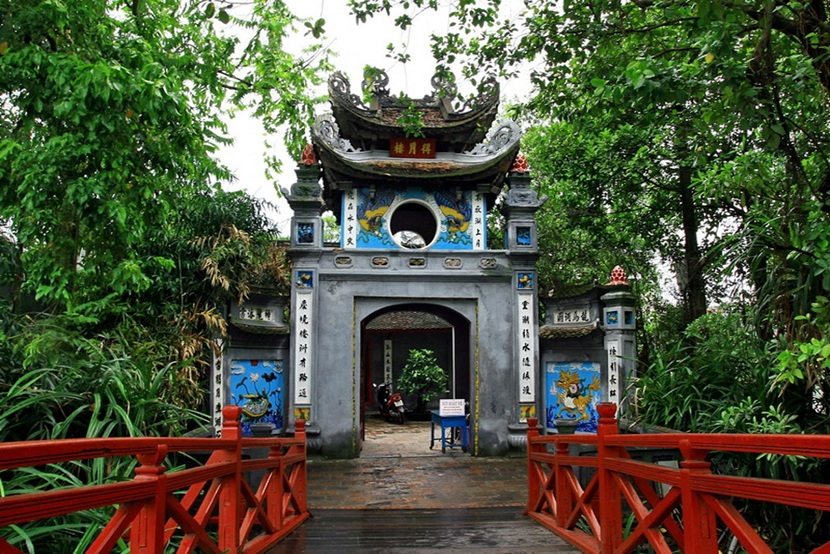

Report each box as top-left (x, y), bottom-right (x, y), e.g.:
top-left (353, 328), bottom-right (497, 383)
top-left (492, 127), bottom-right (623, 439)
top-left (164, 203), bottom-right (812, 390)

top-left (510, 153), bottom-right (529, 174)
top-left (300, 143), bottom-right (317, 166)
top-left (606, 266), bottom-right (629, 286)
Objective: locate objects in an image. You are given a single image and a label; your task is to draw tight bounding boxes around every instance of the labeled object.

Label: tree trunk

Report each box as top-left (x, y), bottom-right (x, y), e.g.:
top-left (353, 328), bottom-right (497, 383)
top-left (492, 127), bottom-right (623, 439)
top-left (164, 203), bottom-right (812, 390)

top-left (679, 164), bottom-right (707, 324)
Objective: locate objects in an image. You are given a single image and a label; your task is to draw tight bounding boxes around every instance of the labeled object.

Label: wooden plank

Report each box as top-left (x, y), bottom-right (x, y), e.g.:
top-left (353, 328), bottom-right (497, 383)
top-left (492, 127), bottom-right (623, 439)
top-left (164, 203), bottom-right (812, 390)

top-left (268, 508), bottom-right (579, 553)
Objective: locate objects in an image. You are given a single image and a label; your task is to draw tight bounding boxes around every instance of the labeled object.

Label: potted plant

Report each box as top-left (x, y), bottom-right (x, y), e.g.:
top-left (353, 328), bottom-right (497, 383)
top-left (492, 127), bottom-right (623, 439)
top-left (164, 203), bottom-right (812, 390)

top-left (397, 348), bottom-right (448, 415)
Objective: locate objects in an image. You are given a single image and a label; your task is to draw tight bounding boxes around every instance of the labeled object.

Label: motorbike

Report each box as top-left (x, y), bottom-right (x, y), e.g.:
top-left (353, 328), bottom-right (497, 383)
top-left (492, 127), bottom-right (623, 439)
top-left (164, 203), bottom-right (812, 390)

top-left (374, 382), bottom-right (406, 424)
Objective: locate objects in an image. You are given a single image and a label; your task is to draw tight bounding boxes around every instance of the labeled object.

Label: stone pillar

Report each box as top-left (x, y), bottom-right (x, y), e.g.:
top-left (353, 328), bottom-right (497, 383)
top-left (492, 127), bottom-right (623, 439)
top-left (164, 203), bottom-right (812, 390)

top-left (285, 144), bottom-right (325, 432)
top-left (600, 266), bottom-right (637, 417)
top-left (503, 155), bottom-right (547, 448)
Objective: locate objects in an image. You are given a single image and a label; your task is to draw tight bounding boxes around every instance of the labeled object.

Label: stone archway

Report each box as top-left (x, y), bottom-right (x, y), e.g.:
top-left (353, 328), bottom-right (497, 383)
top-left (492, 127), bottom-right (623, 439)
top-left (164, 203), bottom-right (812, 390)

top-left (359, 303), bottom-right (471, 453)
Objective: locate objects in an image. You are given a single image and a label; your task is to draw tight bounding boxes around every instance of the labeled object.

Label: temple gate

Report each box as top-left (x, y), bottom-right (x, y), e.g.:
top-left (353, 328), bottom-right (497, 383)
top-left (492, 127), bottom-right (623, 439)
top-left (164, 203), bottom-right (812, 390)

top-left (213, 70), bottom-right (635, 458)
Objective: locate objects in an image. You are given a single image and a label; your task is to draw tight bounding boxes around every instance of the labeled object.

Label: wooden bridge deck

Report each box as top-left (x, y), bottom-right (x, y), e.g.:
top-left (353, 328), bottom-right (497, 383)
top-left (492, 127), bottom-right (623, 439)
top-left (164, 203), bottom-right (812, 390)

top-left (268, 420), bottom-right (577, 552)
top-left (268, 507), bottom-right (578, 553)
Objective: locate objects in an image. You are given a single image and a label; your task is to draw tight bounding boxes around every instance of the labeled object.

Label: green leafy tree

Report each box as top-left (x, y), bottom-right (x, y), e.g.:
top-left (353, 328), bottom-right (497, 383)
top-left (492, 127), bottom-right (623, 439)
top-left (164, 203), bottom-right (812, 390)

top-left (0, 0), bottom-right (327, 310)
top-left (398, 348), bottom-right (448, 412)
top-left (348, 1), bottom-right (830, 547)
top-left (0, 2), bottom-right (315, 548)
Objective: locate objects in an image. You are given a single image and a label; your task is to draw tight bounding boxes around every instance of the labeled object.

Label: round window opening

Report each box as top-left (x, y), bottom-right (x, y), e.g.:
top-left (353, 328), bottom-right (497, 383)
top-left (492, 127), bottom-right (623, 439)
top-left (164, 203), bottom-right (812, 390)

top-left (390, 202), bottom-right (438, 249)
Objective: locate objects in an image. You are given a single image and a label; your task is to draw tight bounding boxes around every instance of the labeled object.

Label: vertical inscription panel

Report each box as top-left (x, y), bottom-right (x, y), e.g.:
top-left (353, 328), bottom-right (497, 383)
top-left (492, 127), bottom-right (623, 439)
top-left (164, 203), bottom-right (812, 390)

top-left (294, 272), bottom-right (314, 406)
top-left (342, 189), bottom-right (358, 248)
top-left (606, 338), bottom-right (622, 413)
top-left (517, 291), bottom-right (536, 402)
top-left (383, 339), bottom-right (393, 386)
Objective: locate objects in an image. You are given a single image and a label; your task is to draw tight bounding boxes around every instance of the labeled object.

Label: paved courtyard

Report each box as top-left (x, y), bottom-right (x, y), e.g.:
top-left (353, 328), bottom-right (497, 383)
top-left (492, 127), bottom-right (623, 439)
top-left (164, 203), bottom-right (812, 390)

top-left (307, 417), bottom-right (528, 510)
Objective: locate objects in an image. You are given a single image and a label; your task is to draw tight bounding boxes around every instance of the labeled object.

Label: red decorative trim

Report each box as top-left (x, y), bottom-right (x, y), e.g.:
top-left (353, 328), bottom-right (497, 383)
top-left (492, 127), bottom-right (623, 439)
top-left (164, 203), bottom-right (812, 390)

top-left (300, 143), bottom-right (317, 166)
top-left (606, 265), bottom-right (629, 286)
top-left (511, 154), bottom-right (529, 173)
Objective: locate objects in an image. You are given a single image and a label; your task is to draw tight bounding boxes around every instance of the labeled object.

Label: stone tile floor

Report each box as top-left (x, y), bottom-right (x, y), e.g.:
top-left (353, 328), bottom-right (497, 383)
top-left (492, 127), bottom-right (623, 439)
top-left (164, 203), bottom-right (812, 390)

top-left (307, 416), bottom-right (527, 510)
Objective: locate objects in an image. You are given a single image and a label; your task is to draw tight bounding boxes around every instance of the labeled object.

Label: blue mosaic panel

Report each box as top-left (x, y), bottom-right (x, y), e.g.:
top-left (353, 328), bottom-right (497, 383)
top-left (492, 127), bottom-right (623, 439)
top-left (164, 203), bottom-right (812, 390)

top-left (350, 187), bottom-right (483, 250)
top-left (517, 272), bottom-right (534, 289)
top-left (516, 226), bottom-right (532, 246)
top-left (229, 359), bottom-right (285, 436)
top-left (545, 362), bottom-right (601, 433)
top-left (297, 222), bottom-right (314, 244)
top-left (296, 270), bottom-right (313, 289)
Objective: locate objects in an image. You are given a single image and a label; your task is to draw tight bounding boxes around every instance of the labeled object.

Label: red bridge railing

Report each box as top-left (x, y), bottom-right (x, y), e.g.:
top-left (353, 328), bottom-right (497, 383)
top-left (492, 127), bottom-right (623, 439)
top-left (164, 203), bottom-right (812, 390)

top-left (0, 406), bottom-right (309, 553)
top-left (526, 403), bottom-right (830, 553)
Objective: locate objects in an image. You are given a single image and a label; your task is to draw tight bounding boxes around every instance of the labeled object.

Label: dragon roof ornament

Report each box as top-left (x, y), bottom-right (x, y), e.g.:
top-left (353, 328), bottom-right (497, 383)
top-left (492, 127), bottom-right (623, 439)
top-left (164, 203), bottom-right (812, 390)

top-left (312, 114), bottom-right (361, 154)
top-left (465, 120), bottom-right (521, 157)
top-left (327, 69), bottom-right (499, 114)
top-left (330, 71), bottom-right (371, 110)
top-left (361, 69), bottom-right (390, 98)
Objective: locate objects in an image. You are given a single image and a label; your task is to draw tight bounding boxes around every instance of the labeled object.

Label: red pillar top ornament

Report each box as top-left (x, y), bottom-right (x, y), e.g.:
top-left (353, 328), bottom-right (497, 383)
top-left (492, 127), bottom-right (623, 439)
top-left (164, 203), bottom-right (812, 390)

top-left (510, 153), bottom-right (529, 173)
top-left (300, 143), bottom-right (317, 166)
top-left (606, 265), bottom-right (629, 286)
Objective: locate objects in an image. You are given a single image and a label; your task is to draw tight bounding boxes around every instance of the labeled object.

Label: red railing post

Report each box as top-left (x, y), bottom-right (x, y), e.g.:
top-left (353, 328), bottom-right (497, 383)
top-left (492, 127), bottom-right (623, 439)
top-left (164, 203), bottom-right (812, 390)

top-left (218, 405), bottom-right (242, 553)
top-left (679, 439), bottom-right (718, 553)
top-left (293, 419), bottom-right (308, 515)
top-left (597, 402), bottom-right (621, 553)
top-left (130, 445), bottom-right (169, 553)
top-left (555, 440), bottom-right (572, 527)
top-left (267, 443), bottom-right (284, 530)
top-left (526, 417), bottom-right (542, 515)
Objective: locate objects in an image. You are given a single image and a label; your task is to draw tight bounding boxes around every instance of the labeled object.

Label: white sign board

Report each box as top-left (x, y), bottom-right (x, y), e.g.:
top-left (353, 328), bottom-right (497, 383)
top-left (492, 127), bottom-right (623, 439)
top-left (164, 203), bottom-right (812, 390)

top-left (439, 399), bottom-right (466, 417)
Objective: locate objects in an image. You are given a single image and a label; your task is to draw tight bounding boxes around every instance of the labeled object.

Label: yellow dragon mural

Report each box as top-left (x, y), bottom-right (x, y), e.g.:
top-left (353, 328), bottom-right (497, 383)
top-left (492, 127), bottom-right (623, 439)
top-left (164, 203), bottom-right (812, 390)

top-left (555, 370), bottom-right (601, 421)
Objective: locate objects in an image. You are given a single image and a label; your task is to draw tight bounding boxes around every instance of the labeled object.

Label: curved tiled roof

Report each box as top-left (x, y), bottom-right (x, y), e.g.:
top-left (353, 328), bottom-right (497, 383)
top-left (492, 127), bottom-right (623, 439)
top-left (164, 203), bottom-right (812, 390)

top-left (327, 70), bottom-right (500, 149)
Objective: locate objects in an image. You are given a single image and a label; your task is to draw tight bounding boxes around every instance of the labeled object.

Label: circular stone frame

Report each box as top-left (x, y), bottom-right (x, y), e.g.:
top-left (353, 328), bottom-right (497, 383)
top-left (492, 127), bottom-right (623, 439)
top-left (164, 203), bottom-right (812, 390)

top-left (388, 200), bottom-right (440, 250)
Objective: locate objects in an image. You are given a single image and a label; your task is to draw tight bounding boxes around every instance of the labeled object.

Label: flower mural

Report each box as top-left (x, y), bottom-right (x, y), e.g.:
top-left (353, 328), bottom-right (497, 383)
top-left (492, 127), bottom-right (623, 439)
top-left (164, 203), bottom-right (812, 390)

top-left (229, 359), bottom-right (285, 436)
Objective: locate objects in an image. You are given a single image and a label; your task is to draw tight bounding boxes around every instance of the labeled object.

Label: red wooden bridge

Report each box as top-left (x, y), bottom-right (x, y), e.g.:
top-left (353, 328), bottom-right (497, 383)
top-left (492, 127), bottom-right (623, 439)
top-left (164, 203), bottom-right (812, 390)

top-left (1, 402), bottom-right (828, 552)
top-left (526, 403), bottom-right (830, 553)
top-left (0, 406), bottom-right (308, 553)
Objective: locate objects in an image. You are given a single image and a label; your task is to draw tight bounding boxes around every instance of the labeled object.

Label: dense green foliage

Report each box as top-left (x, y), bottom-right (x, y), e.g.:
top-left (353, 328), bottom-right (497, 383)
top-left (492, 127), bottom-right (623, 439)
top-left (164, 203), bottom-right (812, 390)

top-left (351, 0), bottom-right (830, 548)
top-left (0, 1), bottom-right (311, 548)
top-left (0, 0), bottom-right (325, 309)
top-left (0, 188), bottom-right (290, 550)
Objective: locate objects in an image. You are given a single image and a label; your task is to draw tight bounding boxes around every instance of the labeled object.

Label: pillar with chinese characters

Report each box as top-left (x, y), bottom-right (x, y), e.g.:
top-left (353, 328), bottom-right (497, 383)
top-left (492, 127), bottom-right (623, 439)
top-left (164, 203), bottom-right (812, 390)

top-left (502, 156), bottom-right (547, 445)
top-left (600, 266), bottom-right (637, 416)
top-left (285, 148), bottom-right (325, 432)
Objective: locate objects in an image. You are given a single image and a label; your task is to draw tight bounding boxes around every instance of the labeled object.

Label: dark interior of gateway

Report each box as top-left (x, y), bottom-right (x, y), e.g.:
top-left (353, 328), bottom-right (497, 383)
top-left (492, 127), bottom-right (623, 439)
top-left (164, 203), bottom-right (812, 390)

top-left (389, 202), bottom-right (438, 247)
top-left (359, 304), bottom-right (471, 449)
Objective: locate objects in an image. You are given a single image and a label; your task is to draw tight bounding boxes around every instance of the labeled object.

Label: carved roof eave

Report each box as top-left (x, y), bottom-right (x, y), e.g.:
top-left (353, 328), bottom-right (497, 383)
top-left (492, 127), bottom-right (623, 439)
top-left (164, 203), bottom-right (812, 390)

top-left (230, 321), bottom-right (290, 335)
top-left (327, 71), bottom-right (500, 145)
top-left (312, 115), bottom-right (521, 185)
top-left (539, 322), bottom-right (600, 339)
top-left (314, 142), bottom-right (519, 184)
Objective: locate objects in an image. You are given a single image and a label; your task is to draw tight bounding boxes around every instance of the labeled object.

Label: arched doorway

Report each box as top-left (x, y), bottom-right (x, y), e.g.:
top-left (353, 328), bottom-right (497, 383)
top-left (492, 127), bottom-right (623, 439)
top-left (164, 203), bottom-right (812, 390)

top-left (359, 303), bottom-right (471, 453)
